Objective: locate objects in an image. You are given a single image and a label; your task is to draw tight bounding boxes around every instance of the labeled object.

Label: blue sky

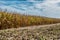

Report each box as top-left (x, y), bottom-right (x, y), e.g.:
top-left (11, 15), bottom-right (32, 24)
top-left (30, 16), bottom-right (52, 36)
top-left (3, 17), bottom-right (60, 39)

top-left (0, 0), bottom-right (60, 18)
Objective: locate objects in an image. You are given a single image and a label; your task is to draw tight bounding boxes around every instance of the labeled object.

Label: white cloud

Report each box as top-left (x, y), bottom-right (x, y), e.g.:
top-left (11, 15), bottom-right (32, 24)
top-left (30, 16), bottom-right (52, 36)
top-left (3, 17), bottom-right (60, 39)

top-left (29, 0), bottom-right (60, 18)
top-left (40, 0), bottom-right (60, 18)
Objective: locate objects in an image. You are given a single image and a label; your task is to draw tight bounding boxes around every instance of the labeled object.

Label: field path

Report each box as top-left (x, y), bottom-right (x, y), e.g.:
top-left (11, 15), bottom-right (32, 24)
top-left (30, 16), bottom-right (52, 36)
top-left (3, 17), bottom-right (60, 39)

top-left (2, 23), bottom-right (60, 31)
top-left (18, 23), bottom-right (60, 29)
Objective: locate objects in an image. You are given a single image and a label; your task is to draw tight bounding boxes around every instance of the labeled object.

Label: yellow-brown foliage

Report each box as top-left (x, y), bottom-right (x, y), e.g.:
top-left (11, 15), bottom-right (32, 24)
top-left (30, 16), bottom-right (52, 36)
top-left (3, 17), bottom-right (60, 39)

top-left (0, 11), bottom-right (60, 29)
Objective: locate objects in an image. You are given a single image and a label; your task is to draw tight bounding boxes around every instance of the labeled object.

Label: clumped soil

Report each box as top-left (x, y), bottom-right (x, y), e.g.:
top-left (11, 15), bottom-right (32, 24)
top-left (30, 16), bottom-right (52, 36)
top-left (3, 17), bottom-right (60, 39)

top-left (0, 24), bottom-right (60, 40)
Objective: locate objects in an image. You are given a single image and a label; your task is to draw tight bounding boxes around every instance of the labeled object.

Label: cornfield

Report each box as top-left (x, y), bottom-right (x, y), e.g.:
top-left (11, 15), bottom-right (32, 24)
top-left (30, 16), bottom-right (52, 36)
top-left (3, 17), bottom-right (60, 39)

top-left (0, 11), bottom-right (60, 29)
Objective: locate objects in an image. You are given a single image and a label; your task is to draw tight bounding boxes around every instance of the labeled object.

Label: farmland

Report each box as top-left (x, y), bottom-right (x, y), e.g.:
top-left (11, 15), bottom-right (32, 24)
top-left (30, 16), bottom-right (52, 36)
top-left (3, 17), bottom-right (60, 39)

top-left (0, 11), bottom-right (60, 40)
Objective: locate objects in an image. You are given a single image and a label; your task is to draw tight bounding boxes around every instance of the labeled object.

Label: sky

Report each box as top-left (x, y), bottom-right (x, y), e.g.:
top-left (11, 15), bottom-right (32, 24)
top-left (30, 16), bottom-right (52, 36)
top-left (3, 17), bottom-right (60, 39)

top-left (0, 0), bottom-right (60, 18)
